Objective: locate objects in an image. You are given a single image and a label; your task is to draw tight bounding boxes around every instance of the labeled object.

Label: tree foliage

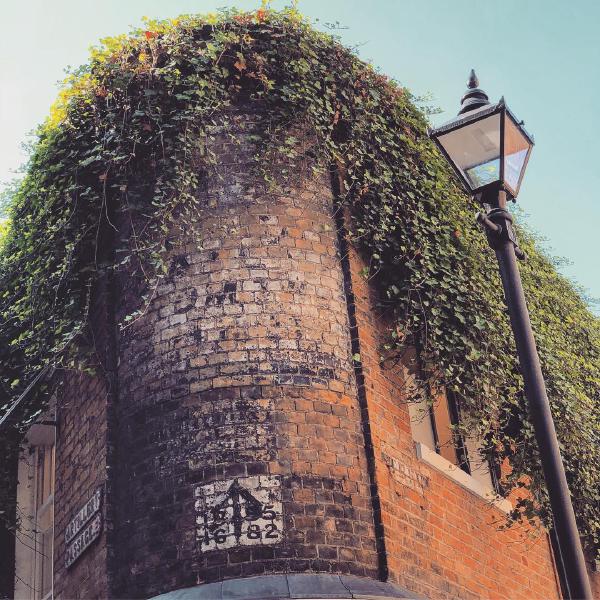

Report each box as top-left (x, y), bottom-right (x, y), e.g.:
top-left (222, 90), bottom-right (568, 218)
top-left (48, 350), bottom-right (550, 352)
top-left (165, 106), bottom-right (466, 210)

top-left (0, 6), bottom-right (598, 556)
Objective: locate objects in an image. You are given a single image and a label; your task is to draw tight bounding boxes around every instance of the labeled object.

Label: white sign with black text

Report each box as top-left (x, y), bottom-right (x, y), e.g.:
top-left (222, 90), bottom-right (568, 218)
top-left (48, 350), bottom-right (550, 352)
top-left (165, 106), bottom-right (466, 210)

top-left (65, 513), bottom-right (103, 569)
top-left (195, 476), bottom-right (282, 551)
top-left (65, 487), bottom-right (103, 568)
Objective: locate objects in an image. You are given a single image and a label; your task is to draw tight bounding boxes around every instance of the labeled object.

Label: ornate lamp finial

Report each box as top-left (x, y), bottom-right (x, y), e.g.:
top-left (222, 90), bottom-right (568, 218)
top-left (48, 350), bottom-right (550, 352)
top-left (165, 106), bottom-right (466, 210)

top-left (459, 69), bottom-right (489, 115)
top-left (467, 69), bottom-right (479, 89)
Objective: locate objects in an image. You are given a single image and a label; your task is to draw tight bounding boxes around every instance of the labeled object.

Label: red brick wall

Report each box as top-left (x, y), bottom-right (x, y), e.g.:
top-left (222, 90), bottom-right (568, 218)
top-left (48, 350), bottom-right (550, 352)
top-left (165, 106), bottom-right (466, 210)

top-left (345, 238), bottom-right (563, 599)
top-left (53, 368), bottom-right (110, 599)
top-left (590, 564), bottom-right (600, 598)
top-left (592, 572), bottom-right (600, 598)
top-left (110, 110), bottom-right (377, 597)
top-left (52, 215), bottom-right (118, 598)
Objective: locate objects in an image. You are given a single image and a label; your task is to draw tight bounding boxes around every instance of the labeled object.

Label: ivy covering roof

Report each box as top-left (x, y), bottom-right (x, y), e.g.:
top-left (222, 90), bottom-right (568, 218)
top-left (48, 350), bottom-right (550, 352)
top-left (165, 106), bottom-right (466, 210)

top-left (0, 7), bottom-right (598, 557)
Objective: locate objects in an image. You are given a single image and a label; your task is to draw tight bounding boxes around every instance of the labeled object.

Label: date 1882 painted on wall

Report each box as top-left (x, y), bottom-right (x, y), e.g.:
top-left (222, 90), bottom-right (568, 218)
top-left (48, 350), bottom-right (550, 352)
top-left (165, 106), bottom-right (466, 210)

top-left (195, 475), bottom-right (282, 551)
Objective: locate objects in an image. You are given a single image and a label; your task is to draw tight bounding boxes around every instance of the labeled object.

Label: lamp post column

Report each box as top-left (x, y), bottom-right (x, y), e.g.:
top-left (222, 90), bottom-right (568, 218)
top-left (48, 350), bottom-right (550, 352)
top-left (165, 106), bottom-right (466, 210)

top-left (480, 189), bottom-right (592, 600)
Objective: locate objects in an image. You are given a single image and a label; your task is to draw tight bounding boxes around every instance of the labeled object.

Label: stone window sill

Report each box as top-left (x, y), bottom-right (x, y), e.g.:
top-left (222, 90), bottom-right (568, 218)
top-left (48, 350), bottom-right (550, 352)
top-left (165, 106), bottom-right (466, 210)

top-left (415, 442), bottom-right (512, 513)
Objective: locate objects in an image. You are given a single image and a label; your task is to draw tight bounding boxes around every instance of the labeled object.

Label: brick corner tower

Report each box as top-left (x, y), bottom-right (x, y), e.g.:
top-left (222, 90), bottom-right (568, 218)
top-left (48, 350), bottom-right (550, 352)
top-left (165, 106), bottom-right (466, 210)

top-left (49, 106), bottom-right (414, 600)
top-left (8, 29), bottom-right (582, 600)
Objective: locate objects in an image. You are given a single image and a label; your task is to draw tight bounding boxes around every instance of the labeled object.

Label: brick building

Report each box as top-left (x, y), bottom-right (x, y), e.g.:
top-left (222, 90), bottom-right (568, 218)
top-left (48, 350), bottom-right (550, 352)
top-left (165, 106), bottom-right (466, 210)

top-left (3, 105), bottom-right (598, 600)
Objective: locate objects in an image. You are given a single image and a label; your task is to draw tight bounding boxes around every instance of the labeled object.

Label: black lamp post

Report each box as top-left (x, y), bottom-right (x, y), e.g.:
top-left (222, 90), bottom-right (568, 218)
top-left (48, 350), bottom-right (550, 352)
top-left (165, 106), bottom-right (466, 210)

top-left (429, 71), bottom-right (593, 600)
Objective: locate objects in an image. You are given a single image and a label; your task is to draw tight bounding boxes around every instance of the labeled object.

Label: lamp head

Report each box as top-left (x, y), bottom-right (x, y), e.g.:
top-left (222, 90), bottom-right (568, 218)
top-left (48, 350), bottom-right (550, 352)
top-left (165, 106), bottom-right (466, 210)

top-left (429, 71), bottom-right (534, 200)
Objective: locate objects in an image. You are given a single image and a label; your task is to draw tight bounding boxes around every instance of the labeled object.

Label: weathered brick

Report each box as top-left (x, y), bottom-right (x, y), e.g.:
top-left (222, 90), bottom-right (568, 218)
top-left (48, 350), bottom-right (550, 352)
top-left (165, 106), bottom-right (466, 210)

top-left (345, 230), bottom-right (564, 599)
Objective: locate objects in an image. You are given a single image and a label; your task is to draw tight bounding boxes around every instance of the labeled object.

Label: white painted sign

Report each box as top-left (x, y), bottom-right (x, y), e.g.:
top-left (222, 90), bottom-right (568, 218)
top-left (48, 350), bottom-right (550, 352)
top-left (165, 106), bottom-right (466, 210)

top-left (65, 513), bottom-right (102, 569)
top-left (65, 487), bottom-right (102, 544)
top-left (65, 487), bottom-right (103, 568)
top-left (195, 476), bottom-right (282, 551)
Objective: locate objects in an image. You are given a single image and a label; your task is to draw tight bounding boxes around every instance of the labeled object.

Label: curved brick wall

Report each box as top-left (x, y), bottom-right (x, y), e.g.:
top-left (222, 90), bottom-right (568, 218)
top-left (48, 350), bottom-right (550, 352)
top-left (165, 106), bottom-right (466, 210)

top-left (112, 110), bottom-right (378, 597)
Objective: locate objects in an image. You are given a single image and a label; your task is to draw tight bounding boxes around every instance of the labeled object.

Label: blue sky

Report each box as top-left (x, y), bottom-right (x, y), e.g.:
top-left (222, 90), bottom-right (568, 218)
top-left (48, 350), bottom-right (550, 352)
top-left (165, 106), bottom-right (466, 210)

top-left (1, 0), bottom-right (599, 310)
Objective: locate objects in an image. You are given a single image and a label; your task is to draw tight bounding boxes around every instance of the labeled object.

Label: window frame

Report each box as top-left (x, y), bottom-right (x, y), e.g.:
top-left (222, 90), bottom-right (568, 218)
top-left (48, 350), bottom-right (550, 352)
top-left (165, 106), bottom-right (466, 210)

top-left (445, 389), bottom-right (503, 495)
top-left (14, 419), bottom-right (56, 600)
top-left (408, 382), bottom-right (506, 504)
top-left (33, 444), bottom-right (55, 600)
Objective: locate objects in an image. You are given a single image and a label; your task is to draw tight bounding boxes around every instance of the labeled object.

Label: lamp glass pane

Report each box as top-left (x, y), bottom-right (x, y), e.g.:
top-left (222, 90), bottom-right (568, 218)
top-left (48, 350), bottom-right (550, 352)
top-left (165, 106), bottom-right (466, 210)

top-left (437, 113), bottom-right (501, 190)
top-left (504, 116), bottom-right (531, 192)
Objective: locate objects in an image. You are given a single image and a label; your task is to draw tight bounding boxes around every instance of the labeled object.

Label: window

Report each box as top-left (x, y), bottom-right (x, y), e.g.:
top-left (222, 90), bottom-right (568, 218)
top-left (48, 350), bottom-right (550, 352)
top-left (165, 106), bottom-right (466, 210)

top-left (408, 385), bottom-right (502, 498)
top-left (14, 421), bottom-right (55, 600)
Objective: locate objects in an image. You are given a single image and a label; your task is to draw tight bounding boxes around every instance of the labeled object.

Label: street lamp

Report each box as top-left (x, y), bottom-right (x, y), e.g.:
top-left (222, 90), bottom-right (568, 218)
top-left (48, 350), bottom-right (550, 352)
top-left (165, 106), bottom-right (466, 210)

top-left (429, 72), bottom-right (533, 200)
top-left (429, 71), bottom-right (593, 600)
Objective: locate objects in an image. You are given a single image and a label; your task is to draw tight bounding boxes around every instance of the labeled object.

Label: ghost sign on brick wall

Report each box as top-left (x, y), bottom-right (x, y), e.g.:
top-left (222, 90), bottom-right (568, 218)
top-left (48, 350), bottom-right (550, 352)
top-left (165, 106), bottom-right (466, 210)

top-left (195, 475), bottom-right (282, 551)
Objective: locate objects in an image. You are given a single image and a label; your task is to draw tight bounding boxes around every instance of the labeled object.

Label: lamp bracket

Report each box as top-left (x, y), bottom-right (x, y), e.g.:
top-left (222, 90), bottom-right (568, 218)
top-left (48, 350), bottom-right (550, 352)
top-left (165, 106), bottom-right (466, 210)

top-left (476, 206), bottom-right (526, 261)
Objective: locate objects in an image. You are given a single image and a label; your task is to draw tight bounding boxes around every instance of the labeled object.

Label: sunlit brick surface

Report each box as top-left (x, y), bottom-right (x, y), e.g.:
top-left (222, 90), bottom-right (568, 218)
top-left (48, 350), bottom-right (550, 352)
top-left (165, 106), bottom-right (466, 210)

top-left (110, 112), bottom-right (377, 597)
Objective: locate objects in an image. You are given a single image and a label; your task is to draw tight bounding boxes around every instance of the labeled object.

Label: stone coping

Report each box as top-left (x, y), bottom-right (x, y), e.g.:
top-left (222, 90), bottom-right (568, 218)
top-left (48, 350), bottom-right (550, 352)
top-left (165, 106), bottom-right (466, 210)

top-left (149, 573), bottom-right (425, 600)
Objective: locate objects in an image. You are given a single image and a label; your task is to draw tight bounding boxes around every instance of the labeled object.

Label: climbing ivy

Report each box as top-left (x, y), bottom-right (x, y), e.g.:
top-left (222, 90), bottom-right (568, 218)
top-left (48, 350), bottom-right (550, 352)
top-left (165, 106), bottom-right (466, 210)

top-left (0, 6), bottom-right (598, 557)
